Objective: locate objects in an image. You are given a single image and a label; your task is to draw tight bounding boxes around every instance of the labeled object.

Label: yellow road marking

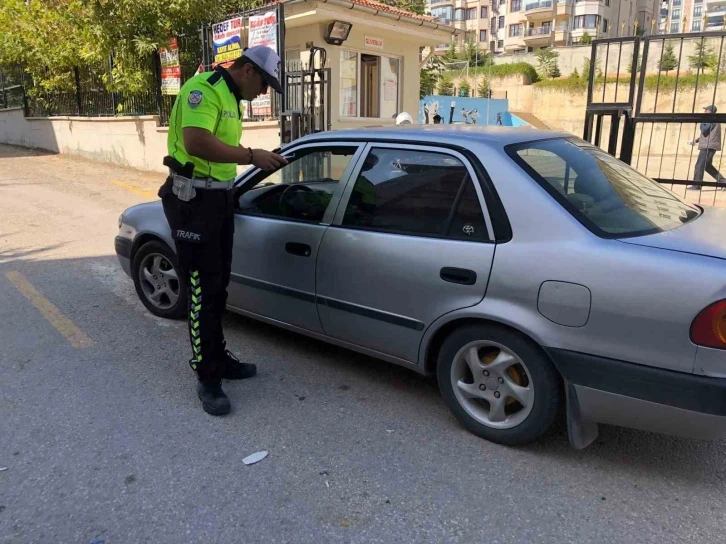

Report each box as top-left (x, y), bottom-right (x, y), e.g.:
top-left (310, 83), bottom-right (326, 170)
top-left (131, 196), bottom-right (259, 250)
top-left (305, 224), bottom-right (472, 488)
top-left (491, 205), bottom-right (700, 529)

top-left (111, 179), bottom-right (157, 199)
top-left (6, 271), bottom-right (94, 349)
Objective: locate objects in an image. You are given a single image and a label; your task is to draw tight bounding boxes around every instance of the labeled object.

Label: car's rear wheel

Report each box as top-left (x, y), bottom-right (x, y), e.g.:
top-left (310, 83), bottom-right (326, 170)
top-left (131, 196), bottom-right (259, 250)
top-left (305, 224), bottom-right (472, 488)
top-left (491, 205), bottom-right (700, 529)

top-left (132, 240), bottom-right (187, 319)
top-left (437, 324), bottom-right (562, 446)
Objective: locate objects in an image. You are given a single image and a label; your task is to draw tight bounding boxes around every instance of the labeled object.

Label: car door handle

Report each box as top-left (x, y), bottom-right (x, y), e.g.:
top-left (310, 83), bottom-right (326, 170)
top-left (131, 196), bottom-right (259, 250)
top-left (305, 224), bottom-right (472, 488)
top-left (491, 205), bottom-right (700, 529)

top-left (440, 267), bottom-right (477, 286)
top-left (285, 242), bottom-right (312, 257)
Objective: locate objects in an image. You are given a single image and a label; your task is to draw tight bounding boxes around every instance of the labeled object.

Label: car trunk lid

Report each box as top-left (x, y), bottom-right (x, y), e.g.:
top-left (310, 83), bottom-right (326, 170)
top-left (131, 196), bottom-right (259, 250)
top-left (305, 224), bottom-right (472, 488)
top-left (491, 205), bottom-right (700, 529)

top-left (619, 206), bottom-right (726, 260)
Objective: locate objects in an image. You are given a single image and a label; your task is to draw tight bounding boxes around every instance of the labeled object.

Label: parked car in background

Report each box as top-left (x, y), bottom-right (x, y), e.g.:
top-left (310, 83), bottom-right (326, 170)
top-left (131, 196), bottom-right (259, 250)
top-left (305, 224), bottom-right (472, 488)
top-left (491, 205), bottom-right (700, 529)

top-left (115, 126), bottom-right (726, 449)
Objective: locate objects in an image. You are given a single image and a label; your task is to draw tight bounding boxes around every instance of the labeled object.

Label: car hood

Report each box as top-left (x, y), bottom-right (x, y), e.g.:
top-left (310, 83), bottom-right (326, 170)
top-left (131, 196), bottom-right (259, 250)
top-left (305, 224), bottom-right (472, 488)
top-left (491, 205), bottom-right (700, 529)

top-left (619, 206), bottom-right (726, 260)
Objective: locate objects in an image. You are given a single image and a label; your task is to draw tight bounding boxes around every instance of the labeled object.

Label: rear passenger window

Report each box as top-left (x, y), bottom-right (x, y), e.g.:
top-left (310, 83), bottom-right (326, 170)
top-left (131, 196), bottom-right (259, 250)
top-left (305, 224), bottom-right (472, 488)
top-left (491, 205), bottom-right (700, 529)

top-left (342, 148), bottom-right (489, 240)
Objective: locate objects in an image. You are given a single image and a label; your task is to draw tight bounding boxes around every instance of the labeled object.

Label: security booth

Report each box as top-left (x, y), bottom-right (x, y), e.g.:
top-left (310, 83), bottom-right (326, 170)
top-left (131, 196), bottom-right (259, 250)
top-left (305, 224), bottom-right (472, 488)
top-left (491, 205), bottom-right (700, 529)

top-left (280, 0), bottom-right (456, 139)
top-left (200, 0), bottom-right (457, 146)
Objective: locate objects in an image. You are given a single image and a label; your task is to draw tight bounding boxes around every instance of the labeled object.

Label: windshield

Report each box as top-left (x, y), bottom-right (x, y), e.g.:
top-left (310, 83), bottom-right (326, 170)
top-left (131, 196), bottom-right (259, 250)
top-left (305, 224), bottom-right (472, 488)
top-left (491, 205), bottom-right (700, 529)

top-left (508, 138), bottom-right (701, 238)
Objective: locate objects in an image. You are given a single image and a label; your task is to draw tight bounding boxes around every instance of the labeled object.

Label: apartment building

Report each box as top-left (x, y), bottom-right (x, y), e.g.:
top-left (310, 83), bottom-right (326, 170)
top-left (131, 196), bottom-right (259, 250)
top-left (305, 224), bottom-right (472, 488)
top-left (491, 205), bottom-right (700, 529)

top-left (659, 0), bottom-right (723, 33)
top-left (429, 0), bottom-right (659, 56)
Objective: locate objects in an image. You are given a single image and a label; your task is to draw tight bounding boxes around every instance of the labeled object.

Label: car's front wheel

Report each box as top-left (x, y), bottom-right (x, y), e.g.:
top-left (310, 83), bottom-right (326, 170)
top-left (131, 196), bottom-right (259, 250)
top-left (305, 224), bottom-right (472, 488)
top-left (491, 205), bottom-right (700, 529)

top-left (437, 324), bottom-right (562, 446)
top-left (132, 240), bottom-right (187, 319)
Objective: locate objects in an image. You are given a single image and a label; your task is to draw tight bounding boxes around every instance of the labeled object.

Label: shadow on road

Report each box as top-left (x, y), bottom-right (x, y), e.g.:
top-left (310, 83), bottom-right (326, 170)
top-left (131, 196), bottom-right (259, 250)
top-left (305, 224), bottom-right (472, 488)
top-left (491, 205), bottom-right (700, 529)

top-left (3, 251), bottom-right (725, 480)
top-left (0, 144), bottom-right (58, 159)
top-left (0, 243), bottom-right (66, 263)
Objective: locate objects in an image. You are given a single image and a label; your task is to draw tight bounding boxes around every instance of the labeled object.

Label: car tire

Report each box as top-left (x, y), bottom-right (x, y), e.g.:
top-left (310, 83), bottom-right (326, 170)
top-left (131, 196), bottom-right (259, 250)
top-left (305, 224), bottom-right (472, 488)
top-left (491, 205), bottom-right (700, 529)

top-left (132, 240), bottom-right (187, 320)
top-left (437, 324), bottom-right (562, 446)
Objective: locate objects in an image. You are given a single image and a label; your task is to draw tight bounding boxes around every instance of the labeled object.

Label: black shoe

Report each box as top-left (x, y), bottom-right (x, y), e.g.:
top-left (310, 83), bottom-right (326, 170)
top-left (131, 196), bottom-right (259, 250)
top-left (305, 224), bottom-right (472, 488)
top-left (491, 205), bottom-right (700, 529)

top-left (220, 349), bottom-right (257, 380)
top-left (197, 380), bottom-right (231, 416)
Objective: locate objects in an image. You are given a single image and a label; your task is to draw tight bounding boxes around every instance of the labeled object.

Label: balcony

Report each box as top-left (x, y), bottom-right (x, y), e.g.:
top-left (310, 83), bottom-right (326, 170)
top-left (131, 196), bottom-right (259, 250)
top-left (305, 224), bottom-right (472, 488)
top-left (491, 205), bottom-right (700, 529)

top-left (523, 25), bottom-right (552, 45)
top-left (556, 0), bottom-right (571, 17)
top-left (706, 4), bottom-right (726, 17)
top-left (504, 37), bottom-right (527, 51)
top-left (554, 26), bottom-right (569, 44)
top-left (524, 0), bottom-right (554, 20)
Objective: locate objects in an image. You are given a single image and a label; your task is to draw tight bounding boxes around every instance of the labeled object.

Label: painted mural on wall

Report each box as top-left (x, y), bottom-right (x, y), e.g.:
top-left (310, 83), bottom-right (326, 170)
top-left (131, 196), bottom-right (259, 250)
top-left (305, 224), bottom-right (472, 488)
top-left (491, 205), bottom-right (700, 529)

top-left (419, 96), bottom-right (513, 126)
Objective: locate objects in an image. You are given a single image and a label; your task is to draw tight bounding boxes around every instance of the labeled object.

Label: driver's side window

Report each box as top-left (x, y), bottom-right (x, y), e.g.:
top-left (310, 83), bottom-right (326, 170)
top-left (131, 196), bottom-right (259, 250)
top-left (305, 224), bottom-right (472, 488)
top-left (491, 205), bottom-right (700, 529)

top-left (237, 146), bottom-right (358, 223)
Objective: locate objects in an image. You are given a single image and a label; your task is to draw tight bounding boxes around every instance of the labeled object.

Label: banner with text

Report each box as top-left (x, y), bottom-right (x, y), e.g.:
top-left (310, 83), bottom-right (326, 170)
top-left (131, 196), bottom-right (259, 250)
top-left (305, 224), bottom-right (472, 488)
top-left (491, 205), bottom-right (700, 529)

top-left (160, 37), bottom-right (181, 95)
top-left (248, 11), bottom-right (278, 118)
top-left (213, 17), bottom-right (244, 67)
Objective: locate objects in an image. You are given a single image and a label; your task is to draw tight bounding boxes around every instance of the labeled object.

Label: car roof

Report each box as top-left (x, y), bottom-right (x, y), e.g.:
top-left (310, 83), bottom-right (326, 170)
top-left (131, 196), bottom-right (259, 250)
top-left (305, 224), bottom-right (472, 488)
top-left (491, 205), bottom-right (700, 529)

top-left (297, 125), bottom-right (572, 148)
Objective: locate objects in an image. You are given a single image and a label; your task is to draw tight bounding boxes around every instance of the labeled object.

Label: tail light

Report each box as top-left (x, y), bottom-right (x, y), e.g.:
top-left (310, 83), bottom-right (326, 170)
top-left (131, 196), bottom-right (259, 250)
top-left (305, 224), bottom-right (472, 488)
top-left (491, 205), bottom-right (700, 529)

top-left (691, 300), bottom-right (726, 350)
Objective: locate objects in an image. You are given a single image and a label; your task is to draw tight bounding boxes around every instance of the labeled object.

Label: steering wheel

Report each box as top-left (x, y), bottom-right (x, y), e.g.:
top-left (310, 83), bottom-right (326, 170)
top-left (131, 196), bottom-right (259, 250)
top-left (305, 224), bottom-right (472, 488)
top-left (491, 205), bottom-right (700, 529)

top-left (278, 184), bottom-right (316, 219)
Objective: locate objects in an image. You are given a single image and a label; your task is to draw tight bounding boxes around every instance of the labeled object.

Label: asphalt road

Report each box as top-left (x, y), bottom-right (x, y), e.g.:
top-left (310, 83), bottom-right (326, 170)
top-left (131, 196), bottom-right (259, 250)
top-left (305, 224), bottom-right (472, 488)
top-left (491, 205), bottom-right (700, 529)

top-left (1, 144), bottom-right (725, 544)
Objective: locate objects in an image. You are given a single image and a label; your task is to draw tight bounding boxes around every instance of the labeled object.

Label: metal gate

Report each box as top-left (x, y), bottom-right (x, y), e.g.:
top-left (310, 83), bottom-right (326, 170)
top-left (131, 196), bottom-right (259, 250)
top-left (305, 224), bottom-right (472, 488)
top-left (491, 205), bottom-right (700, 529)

top-left (280, 46), bottom-right (332, 144)
top-left (583, 32), bottom-right (726, 206)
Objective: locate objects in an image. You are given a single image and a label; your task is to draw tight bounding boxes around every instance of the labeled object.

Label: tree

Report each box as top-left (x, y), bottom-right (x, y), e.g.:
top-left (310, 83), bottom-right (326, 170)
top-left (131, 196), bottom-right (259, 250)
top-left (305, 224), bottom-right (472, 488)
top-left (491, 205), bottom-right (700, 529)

top-left (0, 0), bottom-right (266, 94)
top-left (582, 58), bottom-right (591, 81)
top-left (438, 74), bottom-right (454, 95)
top-left (689, 40), bottom-right (718, 74)
top-left (581, 57), bottom-right (602, 82)
top-left (535, 49), bottom-right (559, 79)
top-left (659, 43), bottom-right (678, 74)
top-left (581, 32), bottom-right (593, 45)
top-left (570, 67), bottom-right (580, 80)
top-left (387, 0), bottom-right (426, 15)
top-left (443, 40), bottom-right (458, 63)
top-left (627, 51), bottom-right (642, 74)
top-left (420, 68), bottom-right (438, 98)
top-left (551, 64), bottom-right (561, 79)
top-left (458, 81), bottom-right (471, 97)
top-left (477, 78), bottom-right (490, 98)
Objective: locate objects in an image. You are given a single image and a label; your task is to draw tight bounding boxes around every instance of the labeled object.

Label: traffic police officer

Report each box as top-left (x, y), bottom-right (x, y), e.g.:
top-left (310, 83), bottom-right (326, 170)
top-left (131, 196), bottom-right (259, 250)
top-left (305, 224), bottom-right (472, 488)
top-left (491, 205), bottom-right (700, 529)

top-left (159, 45), bottom-right (287, 415)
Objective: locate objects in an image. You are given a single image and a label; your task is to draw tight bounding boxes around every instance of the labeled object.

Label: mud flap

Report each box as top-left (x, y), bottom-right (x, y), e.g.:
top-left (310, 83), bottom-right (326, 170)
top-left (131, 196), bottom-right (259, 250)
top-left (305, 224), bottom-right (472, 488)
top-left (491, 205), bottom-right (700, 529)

top-left (566, 382), bottom-right (599, 450)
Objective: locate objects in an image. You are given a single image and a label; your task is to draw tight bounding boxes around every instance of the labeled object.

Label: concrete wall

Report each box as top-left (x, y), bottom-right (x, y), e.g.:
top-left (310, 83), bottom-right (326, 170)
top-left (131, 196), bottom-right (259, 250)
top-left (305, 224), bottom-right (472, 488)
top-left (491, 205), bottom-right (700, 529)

top-left (493, 47), bottom-right (592, 78)
top-left (529, 82), bottom-right (723, 163)
top-left (493, 39), bottom-right (726, 78)
top-left (449, 74), bottom-right (534, 113)
top-left (418, 96), bottom-right (512, 126)
top-left (0, 107), bottom-right (279, 174)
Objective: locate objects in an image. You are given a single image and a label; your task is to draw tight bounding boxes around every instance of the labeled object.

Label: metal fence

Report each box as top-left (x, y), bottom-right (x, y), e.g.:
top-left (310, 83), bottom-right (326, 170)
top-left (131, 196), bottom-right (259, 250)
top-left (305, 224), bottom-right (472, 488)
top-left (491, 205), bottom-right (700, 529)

top-left (583, 32), bottom-right (726, 207)
top-left (0, 66), bottom-right (27, 110)
top-left (0, 4), bottom-right (283, 126)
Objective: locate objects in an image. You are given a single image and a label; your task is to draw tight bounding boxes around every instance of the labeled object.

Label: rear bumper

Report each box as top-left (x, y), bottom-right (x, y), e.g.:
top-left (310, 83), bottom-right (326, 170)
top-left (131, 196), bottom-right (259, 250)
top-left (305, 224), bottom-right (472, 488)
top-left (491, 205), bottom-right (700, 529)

top-left (547, 349), bottom-right (726, 444)
top-left (115, 236), bottom-right (133, 277)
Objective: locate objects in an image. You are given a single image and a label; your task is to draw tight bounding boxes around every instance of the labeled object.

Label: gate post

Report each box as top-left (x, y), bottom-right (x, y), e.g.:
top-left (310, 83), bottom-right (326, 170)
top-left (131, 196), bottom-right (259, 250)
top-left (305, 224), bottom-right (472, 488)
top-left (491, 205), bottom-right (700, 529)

top-left (152, 52), bottom-right (163, 119)
top-left (74, 66), bottom-right (82, 116)
top-left (109, 53), bottom-right (118, 115)
top-left (620, 112), bottom-right (635, 165)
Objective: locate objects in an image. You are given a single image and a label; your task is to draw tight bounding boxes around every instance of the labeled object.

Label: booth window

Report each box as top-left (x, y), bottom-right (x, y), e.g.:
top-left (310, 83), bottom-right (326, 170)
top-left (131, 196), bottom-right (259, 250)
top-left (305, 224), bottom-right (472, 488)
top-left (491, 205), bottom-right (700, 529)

top-left (340, 50), bottom-right (401, 119)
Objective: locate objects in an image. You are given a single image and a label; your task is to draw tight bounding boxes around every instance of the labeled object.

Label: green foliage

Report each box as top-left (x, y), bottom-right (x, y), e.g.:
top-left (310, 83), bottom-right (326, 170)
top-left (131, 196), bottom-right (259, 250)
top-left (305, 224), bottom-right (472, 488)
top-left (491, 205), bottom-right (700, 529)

top-left (466, 62), bottom-right (539, 83)
top-left (438, 73), bottom-right (454, 95)
top-left (458, 81), bottom-right (471, 97)
top-left (689, 40), bottom-right (718, 73)
top-left (385, 0), bottom-right (426, 15)
top-left (443, 40), bottom-right (458, 63)
top-left (477, 77), bottom-right (490, 97)
top-left (580, 32), bottom-right (592, 45)
top-left (0, 0), bottom-right (265, 93)
top-left (460, 42), bottom-right (489, 67)
top-left (535, 49), bottom-right (560, 79)
top-left (534, 78), bottom-right (587, 90)
top-left (534, 72), bottom-right (726, 92)
top-left (420, 68), bottom-right (438, 98)
top-left (570, 67), bottom-right (579, 79)
top-left (581, 57), bottom-right (601, 82)
top-left (659, 43), bottom-right (678, 74)
top-left (627, 51), bottom-right (642, 74)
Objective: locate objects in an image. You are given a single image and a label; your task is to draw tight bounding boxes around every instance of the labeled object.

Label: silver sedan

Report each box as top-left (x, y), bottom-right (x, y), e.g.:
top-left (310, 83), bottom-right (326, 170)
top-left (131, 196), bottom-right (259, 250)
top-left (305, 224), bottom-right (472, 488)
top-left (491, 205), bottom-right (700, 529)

top-left (115, 126), bottom-right (726, 449)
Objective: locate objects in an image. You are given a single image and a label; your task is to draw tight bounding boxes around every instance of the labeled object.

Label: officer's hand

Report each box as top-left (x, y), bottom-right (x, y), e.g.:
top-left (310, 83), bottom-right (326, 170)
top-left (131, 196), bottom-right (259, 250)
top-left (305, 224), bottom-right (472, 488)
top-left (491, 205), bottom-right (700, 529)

top-left (252, 149), bottom-right (288, 171)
